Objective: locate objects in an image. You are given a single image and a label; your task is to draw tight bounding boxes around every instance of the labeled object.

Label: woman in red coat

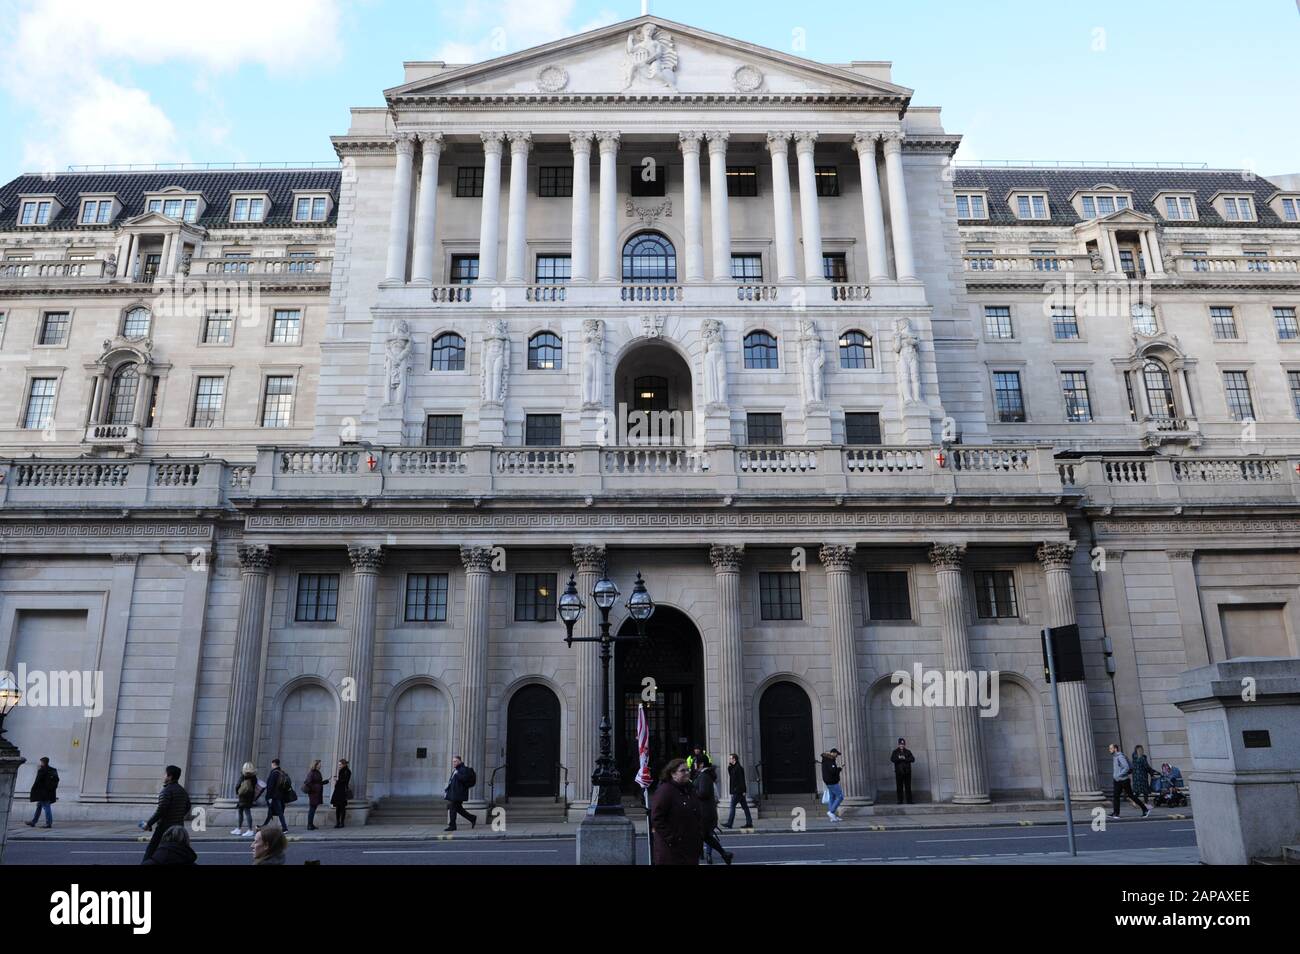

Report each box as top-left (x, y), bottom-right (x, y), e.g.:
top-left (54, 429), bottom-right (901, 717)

top-left (650, 758), bottom-right (703, 865)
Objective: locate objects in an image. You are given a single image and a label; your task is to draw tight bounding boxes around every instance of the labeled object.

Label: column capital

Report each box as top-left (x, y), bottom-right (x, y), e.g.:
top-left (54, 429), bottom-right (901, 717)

top-left (347, 545), bottom-right (385, 573)
top-left (1036, 541), bottom-right (1077, 571)
top-left (569, 131), bottom-right (594, 152)
top-left (765, 131), bottom-right (791, 153)
top-left (111, 551), bottom-right (139, 566)
top-left (237, 544), bottom-right (273, 573)
top-left (460, 545), bottom-right (495, 572)
top-left (417, 131), bottom-right (444, 153)
top-left (928, 543), bottom-right (966, 570)
top-left (595, 131), bottom-right (621, 154)
top-left (881, 130), bottom-right (906, 154)
top-left (1167, 549), bottom-right (1195, 561)
top-left (818, 544), bottom-right (857, 572)
top-left (705, 130), bottom-right (730, 154)
top-left (480, 131), bottom-right (506, 156)
top-left (678, 130), bottom-right (704, 154)
top-left (852, 131), bottom-right (883, 154)
top-left (393, 132), bottom-right (417, 156)
top-left (571, 545), bottom-right (607, 574)
top-left (793, 131), bottom-right (819, 155)
top-left (507, 131), bottom-right (532, 153)
top-left (709, 544), bottom-right (745, 572)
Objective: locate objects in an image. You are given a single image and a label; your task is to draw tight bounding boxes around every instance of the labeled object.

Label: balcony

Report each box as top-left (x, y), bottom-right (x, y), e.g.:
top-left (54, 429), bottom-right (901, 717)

top-left (199, 256), bottom-right (331, 280)
top-left (1057, 454), bottom-right (1300, 507)
top-left (0, 258), bottom-right (111, 283)
top-left (0, 458), bottom-right (227, 508)
top-left (417, 281), bottom-right (884, 309)
top-left (83, 423), bottom-right (142, 450)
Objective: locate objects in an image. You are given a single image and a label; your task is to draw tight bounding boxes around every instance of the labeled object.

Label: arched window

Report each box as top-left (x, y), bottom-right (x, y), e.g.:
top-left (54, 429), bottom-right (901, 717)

top-left (838, 329), bottom-right (873, 369)
top-left (122, 307), bottom-right (151, 338)
top-left (528, 332), bottom-right (563, 370)
top-left (431, 332), bottom-right (465, 371)
top-left (107, 364), bottom-right (140, 425)
top-left (621, 232), bottom-right (677, 283)
top-left (743, 330), bottom-right (778, 370)
top-left (1142, 359), bottom-right (1176, 419)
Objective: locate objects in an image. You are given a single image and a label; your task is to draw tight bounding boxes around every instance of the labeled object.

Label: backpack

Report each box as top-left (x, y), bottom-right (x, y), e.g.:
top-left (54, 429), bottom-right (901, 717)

top-left (280, 772), bottom-right (298, 803)
top-left (462, 766), bottom-right (477, 788)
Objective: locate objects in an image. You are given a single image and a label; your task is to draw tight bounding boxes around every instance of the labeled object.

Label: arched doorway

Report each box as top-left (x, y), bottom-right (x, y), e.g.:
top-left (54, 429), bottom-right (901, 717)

top-left (612, 341), bottom-right (694, 446)
top-left (869, 677), bottom-right (932, 802)
top-left (759, 681), bottom-right (816, 794)
top-left (506, 684), bottom-right (561, 797)
top-left (277, 682), bottom-right (338, 785)
top-left (389, 682), bottom-right (449, 796)
top-left (615, 606), bottom-right (705, 791)
top-left (980, 678), bottom-right (1047, 799)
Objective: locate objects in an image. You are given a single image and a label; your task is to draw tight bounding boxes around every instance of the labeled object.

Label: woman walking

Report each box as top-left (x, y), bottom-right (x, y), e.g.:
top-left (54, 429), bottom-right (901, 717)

top-left (1131, 745), bottom-right (1154, 805)
top-left (331, 758), bottom-right (352, 829)
top-left (650, 758), bottom-right (703, 865)
top-left (232, 762), bottom-right (259, 836)
top-left (304, 759), bottom-right (327, 830)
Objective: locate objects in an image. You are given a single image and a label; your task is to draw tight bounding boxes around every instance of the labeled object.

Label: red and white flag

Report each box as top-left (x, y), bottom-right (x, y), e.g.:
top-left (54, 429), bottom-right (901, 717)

top-left (635, 703), bottom-right (652, 790)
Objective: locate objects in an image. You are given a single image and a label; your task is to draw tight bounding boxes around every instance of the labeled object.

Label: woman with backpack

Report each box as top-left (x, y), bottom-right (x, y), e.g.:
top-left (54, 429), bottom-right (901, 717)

top-left (304, 759), bottom-right (327, 831)
top-left (331, 758), bottom-right (352, 829)
top-left (232, 762), bottom-right (260, 836)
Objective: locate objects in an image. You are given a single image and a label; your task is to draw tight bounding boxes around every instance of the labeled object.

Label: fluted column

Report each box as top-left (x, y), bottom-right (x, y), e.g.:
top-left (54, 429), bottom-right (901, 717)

top-left (571, 545), bottom-right (606, 804)
top-left (1038, 542), bottom-right (1103, 799)
top-left (337, 546), bottom-right (383, 799)
top-left (477, 132), bottom-right (505, 284)
top-left (384, 133), bottom-right (416, 282)
top-left (596, 132), bottom-right (621, 282)
top-left (679, 131), bottom-right (706, 283)
top-left (505, 131), bottom-right (532, 283)
top-left (710, 545), bottom-right (746, 800)
top-left (820, 545), bottom-right (870, 803)
top-left (852, 133), bottom-right (890, 282)
top-left (459, 546), bottom-right (493, 800)
top-left (766, 131), bottom-right (798, 282)
top-left (220, 545), bottom-right (273, 793)
top-left (569, 132), bottom-right (593, 283)
top-left (881, 132), bottom-right (917, 281)
top-left (928, 544), bottom-right (989, 803)
top-left (410, 132), bottom-right (444, 284)
top-left (794, 132), bottom-right (826, 282)
top-left (706, 131), bottom-right (732, 282)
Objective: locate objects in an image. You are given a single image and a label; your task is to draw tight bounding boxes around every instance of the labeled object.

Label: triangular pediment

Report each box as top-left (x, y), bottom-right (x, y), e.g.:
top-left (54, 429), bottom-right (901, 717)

top-left (387, 16), bottom-right (911, 101)
top-left (1096, 208), bottom-right (1156, 225)
top-left (120, 211), bottom-right (205, 232)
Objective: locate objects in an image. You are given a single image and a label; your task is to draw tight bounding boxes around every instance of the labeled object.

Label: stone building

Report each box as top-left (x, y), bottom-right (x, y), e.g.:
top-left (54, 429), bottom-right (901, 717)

top-left (1, 15), bottom-right (1297, 822)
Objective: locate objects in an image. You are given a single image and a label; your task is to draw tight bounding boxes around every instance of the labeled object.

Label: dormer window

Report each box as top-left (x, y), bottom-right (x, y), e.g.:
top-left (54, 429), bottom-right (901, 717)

top-left (1013, 192), bottom-right (1049, 219)
top-left (955, 193), bottom-right (986, 219)
top-left (230, 196), bottom-right (267, 223)
top-left (293, 194), bottom-right (331, 222)
top-left (19, 200), bottom-right (52, 225)
top-left (1160, 195), bottom-right (1197, 221)
top-left (1079, 193), bottom-right (1130, 218)
top-left (1220, 196), bottom-right (1254, 221)
top-left (79, 199), bottom-right (115, 224)
top-left (148, 197), bottom-right (199, 222)
top-left (1270, 195), bottom-right (1300, 222)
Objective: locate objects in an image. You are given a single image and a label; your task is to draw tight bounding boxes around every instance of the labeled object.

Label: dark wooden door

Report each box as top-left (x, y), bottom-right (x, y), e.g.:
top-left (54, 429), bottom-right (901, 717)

top-left (760, 681), bottom-right (816, 794)
top-left (506, 684), bottom-right (560, 797)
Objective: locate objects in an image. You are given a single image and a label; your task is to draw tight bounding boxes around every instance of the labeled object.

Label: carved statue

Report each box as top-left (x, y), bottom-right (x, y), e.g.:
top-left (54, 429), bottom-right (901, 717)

top-left (798, 318), bottom-right (825, 405)
top-left (894, 319), bottom-right (922, 406)
top-left (103, 253), bottom-right (117, 278)
top-left (481, 318), bottom-right (510, 405)
top-left (581, 319), bottom-right (604, 408)
top-left (623, 24), bottom-right (678, 90)
top-left (383, 319), bottom-right (412, 407)
top-left (178, 251), bottom-right (192, 277)
top-left (701, 319), bottom-right (728, 408)
top-left (1161, 248), bottom-right (1178, 273)
top-left (1088, 249), bottom-right (1105, 272)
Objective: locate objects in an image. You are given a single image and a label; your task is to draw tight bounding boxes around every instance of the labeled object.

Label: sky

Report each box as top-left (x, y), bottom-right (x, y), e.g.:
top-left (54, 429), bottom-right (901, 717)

top-left (0, 0), bottom-right (1297, 181)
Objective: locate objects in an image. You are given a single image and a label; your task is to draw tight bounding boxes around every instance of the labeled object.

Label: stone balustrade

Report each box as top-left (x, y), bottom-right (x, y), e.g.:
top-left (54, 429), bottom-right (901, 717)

top-left (421, 281), bottom-right (875, 308)
top-left (1058, 453), bottom-right (1300, 505)
top-left (0, 458), bottom-right (228, 507)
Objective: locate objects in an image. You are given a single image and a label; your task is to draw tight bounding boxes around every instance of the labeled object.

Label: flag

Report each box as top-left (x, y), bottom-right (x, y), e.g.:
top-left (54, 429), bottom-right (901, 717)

top-left (635, 703), bottom-right (652, 790)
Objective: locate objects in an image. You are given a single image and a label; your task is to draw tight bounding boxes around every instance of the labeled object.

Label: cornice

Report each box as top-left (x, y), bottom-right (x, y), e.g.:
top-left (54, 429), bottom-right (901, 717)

top-left (389, 92), bottom-right (908, 108)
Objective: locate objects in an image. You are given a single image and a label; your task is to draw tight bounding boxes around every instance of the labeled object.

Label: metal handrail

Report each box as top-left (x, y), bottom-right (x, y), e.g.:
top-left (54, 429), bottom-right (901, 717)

top-left (555, 763), bottom-right (569, 805)
top-left (754, 761), bottom-right (763, 802)
top-left (486, 763), bottom-right (507, 812)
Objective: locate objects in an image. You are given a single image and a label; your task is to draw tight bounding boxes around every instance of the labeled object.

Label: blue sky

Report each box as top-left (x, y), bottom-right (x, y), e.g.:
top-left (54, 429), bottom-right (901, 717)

top-left (1, 0), bottom-right (1297, 181)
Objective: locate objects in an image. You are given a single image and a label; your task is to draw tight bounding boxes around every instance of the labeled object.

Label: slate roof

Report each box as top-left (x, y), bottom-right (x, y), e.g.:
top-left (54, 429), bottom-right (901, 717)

top-left (952, 168), bottom-right (1297, 229)
top-left (0, 169), bottom-right (342, 231)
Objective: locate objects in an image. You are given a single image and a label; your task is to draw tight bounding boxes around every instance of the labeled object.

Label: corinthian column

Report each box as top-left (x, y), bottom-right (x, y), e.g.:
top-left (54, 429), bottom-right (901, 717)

top-left (852, 133), bottom-right (890, 282)
top-left (571, 545), bottom-right (606, 804)
top-left (384, 133), bottom-right (416, 282)
top-left (596, 132), bottom-right (621, 282)
top-left (928, 544), bottom-right (989, 803)
top-left (477, 133), bottom-right (505, 284)
top-left (794, 132), bottom-right (826, 282)
top-left (505, 131), bottom-right (532, 283)
top-left (410, 132), bottom-right (444, 284)
top-left (569, 132), bottom-right (593, 282)
top-left (679, 131), bottom-right (705, 282)
top-left (459, 545), bottom-right (493, 801)
top-left (881, 132), bottom-right (917, 281)
top-left (220, 545), bottom-right (273, 794)
top-left (336, 546), bottom-right (383, 799)
top-left (1037, 541), bottom-right (1104, 799)
top-left (706, 131), bottom-right (732, 282)
top-left (766, 131), bottom-right (798, 283)
top-left (709, 545), bottom-right (746, 800)
top-left (820, 545), bottom-right (870, 804)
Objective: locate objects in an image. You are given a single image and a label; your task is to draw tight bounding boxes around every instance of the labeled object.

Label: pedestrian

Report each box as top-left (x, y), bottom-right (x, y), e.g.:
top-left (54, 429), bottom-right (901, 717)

top-left (694, 762), bottom-right (734, 865)
top-left (720, 753), bottom-right (754, 829)
top-left (1108, 743), bottom-right (1151, 820)
top-left (1130, 744), bottom-right (1154, 805)
top-left (304, 759), bottom-right (327, 830)
top-left (891, 738), bottom-right (915, 805)
top-left (24, 756), bottom-right (58, 829)
top-left (263, 758), bottom-right (289, 833)
top-left (252, 819), bottom-right (288, 865)
top-left (821, 748), bottom-right (844, 821)
top-left (331, 758), bottom-right (352, 829)
top-left (142, 825), bottom-right (197, 865)
top-left (443, 755), bottom-right (478, 832)
top-left (232, 761), bottom-right (259, 836)
top-left (141, 765), bottom-right (192, 861)
top-left (650, 757), bottom-right (704, 865)
top-left (686, 743), bottom-right (711, 780)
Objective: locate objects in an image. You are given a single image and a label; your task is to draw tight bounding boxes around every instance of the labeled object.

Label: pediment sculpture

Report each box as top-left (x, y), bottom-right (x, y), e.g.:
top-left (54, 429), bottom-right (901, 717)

top-left (624, 24), bottom-right (679, 90)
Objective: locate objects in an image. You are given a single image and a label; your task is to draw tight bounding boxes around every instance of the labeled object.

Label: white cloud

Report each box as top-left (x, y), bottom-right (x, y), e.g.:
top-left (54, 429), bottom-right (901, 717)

top-left (431, 0), bottom-right (622, 63)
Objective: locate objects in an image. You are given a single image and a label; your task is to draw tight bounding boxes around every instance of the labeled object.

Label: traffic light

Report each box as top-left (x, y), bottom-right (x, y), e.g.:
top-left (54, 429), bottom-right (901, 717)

top-left (1041, 623), bottom-right (1086, 682)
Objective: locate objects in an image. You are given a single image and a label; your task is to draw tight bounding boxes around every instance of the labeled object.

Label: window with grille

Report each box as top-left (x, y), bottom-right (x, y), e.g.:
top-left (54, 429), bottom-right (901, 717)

top-left (984, 306), bottom-right (1013, 339)
top-left (822, 253), bottom-right (848, 282)
top-left (1282, 198), bottom-right (1300, 222)
top-left (528, 332), bottom-right (563, 370)
top-left (81, 200), bottom-right (113, 224)
top-left (1210, 307), bottom-right (1238, 339)
top-left (1222, 197), bottom-right (1253, 221)
top-left (524, 414), bottom-right (562, 446)
top-left (955, 194), bottom-right (986, 218)
top-left (731, 254), bottom-right (763, 281)
top-left (1186, 249), bottom-right (1208, 272)
top-left (726, 166), bottom-right (758, 197)
top-left (1289, 371), bottom-right (1300, 419)
top-left (191, 376), bottom-right (225, 428)
top-left (743, 330), bottom-right (778, 369)
top-left (1164, 196), bottom-right (1195, 220)
top-left (993, 371), bottom-right (1025, 422)
top-left (107, 364), bottom-right (140, 425)
top-left (22, 378), bottom-right (56, 429)
top-left (974, 570), bottom-right (1018, 618)
top-left (424, 414), bottom-right (463, 446)
top-left (845, 411), bottom-right (882, 445)
top-left (535, 255), bottom-right (571, 283)
top-left (514, 573), bottom-right (557, 622)
top-left (203, 311), bottom-right (232, 344)
top-left (231, 197), bottom-right (265, 222)
top-left (867, 571), bottom-right (911, 620)
top-left (295, 574), bottom-right (339, 622)
top-left (122, 307), bottom-right (151, 338)
top-left (838, 330), bottom-right (873, 369)
top-left (1015, 194), bottom-right (1048, 219)
top-left (537, 166), bottom-right (573, 197)
top-left (456, 167), bottom-right (484, 197)
top-left (450, 255), bottom-right (479, 284)
top-left (1143, 361), bottom-right (1176, 419)
top-left (1223, 371), bottom-right (1255, 421)
top-left (1245, 250), bottom-right (1270, 273)
top-left (293, 196), bottom-right (328, 221)
top-left (271, 309), bottom-right (302, 344)
top-left (1031, 248), bottom-right (1059, 271)
top-left (746, 412), bottom-right (783, 445)
top-left (967, 248), bottom-right (994, 271)
top-left (759, 572), bottom-right (802, 620)
top-left (405, 573), bottom-right (449, 622)
top-left (431, 333), bottom-right (465, 370)
top-left (1131, 304), bottom-right (1158, 335)
top-left (261, 376), bottom-right (295, 427)
top-left (1274, 307), bottom-right (1298, 340)
top-left (622, 233), bottom-right (676, 283)
top-left (815, 166), bottom-right (839, 197)
top-left (39, 312), bottom-right (70, 345)
top-left (20, 200), bottom-right (52, 225)
top-left (1051, 307), bottom-right (1080, 340)
top-left (1060, 371), bottom-right (1092, 423)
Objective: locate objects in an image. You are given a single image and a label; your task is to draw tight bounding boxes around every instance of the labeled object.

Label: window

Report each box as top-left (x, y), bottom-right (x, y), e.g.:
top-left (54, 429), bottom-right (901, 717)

top-left (450, 255), bottom-right (479, 284)
top-left (528, 332), bottom-right (563, 370)
top-left (1081, 194), bottom-right (1129, 218)
top-left (822, 253), bottom-right (848, 282)
top-left (1276, 307), bottom-right (1299, 340)
top-left (425, 414), bottom-right (463, 446)
top-left (524, 413), bottom-right (562, 446)
top-left (622, 232), bottom-right (676, 283)
top-left (1186, 249), bottom-right (1208, 272)
top-left (838, 330), bottom-right (873, 369)
top-left (1208, 307), bottom-right (1237, 339)
top-left (203, 311), bottom-right (233, 344)
top-left (1131, 304), bottom-right (1158, 336)
top-left (815, 166), bottom-right (839, 197)
top-left (287, 251), bottom-right (317, 273)
top-left (191, 376), bottom-right (225, 428)
top-left (405, 574), bottom-right (449, 622)
top-left (122, 307), bottom-right (151, 338)
top-left (993, 371), bottom-right (1025, 422)
top-left (107, 364), bottom-right (140, 425)
top-left (1060, 371), bottom-right (1092, 422)
top-left (984, 306), bottom-right (1014, 340)
top-left (19, 200), bottom-right (52, 225)
top-left (759, 572), bottom-right (802, 621)
top-left (221, 251), bottom-right (251, 274)
top-left (295, 574), bottom-right (339, 622)
top-left (1222, 196), bottom-right (1253, 221)
top-left (294, 196), bottom-right (328, 222)
top-left (745, 412), bottom-right (783, 445)
top-left (1288, 371), bottom-right (1300, 419)
top-left (160, 198), bottom-right (198, 222)
top-left (974, 570), bottom-right (1018, 618)
top-left (537, 166), bottom-right (573, 198)
top-left (629, 162), bottom-right (666, 197)
top-left (1244, 250), bottom-right (1270, 273)
top-left (271, 309), bottom-right (302, 344)
top-left (514, 573), bottom-right (557, 622)
top-left (726, 166), bottom-right (758, 197)
top-left (1014, 194), bottom-right (1048, 219)
top-left (144, 376), bottom-right (160, 429)
top-left (231, 197), bottom-right (265, 222)
top-left (261, 375), bottom-right (295, 427)
top-left (22, 378), bottom-right (56, 429)
top-left (1164, 195), bottom-right (1196, 220)
top-left (743, 330), bottom-right (778, 369)
top-left (867, 571), bottom-right (911, 621)
top-left (80, 200), bottom-right (113, 224)
top-left (38, 312), bottom-right (70, 345)
top-left (147, 199), bottom-right (160, 213)
top-left (1031, 248), bottom-right (1059, 271)
top-left (535, 255), bottom-right (571, 284)
top-left (955, 193), bottom-right (986, 219)
top-left (1282, 198), bottom-right (1300, 222)
top-left (1223, 371), bottom-right (1254, 421)
top-left (967, 248), bottom-right (994, 270)
top-left (431, 332), bottom-right (465, 370)
top-left (731, 254), bottom-right (763, 281)
top-left (456, 167), bottom-right (484, 198)
top-left (1051, 307), bottom-right (1080, 340)
top-left (1143, 360), bottom-right (1177, 419)
top-left (845, 411), bottom-right (882, 445)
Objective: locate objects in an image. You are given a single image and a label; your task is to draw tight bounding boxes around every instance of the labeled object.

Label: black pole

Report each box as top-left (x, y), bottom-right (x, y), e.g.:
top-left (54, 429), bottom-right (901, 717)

top-left (592, 604), bottom-right (624, 813)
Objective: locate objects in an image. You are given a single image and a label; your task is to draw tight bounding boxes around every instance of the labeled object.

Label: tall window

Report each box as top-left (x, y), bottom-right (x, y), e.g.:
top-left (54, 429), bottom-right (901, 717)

top-left (527, 332), bottom-right (563, 370)
top-left (866, 571), bottom-right (911, 621)
top-left (743, 331), bottom-right (778, 369)
top-left (984, 306), bottom-right (1014, 339)
top-left (22, 378), bottom-right (56, 429)
top-left (1288, 371), bottom-right (1300, 419)
top-left (814, 166), bottom-right (839, 197)
top-left (993, 371), bottom-right (1025, 422)
top-left (450, 255), bottom-right (479, 284)
top-left (261, 375), bottom-right (295, 427)
top-left (295, 574), bottom-right (339, 622)
top-left (1051, 307), bottom-right (1080, 340)
top-left (1210, 307), bottom-right (1238, 340)
top-left (38, 312), bottom-right (70, 345)
top-left (271, 309), bottom-right (302, 344)
top-left (1060, 371), bottom-right (1092, 423)
top-left (514, 573), bottom-right (557, 622)
top-left (455, 167), bottom-right (484, 198)
top-left (524, 414), bottom-right (562, 446)
top-left (844, 411), bottom-right (882, 445)
top-left (745, 412), bottom-right (783, 445)
top-left (974, 570), bottom-right (1018, 618)
top-left (122, 307), bottom-right (151, 338)
top-left (431, 332), bottom-right (465, 370)
top-left (1142, 360), bottom-right (1176, 420)
top-left (1131, 304), bottom-right (1158, 336)
top-left (1274, 307), bottom-right (1298, 340)
top-left (1223, 371), bottom-right (1255, 421)
top-left (621, 232), bottom-right (676, 283)
top-left (726, 166), bottom-right (758, 197)
top-left (730, 254), bottom-right (763, 281)
top-left (838, 330), bottom-right (873, 369)
top-left (191, 376), bottom-right (225, 428)
top-left (822, 253), bottom-right (848, 282)
top-left (203, 311), bottom-right (233, 344)
top-left (106, 364), bottom-right (140, 425)
top-left (759, 572), bottom-right (802, 621)
top-left (535, 255), bottom-right (571, 284)
top-left (537, 166), bottom-right (573, 197)
top-left (425, 414), bottom-right (463, 446)
top-left (405, 573), bottom-right (449, 622)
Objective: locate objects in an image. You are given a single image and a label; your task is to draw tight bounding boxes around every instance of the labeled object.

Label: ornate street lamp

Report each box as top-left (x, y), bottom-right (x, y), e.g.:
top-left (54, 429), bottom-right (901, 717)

top-left (0, 672), bottom-right (20, 737)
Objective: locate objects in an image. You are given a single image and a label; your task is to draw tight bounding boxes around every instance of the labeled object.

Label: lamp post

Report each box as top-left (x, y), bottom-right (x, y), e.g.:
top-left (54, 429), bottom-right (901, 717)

top-left (560, 571), bottom-right (655, 815)
top-left (0, 672), bottom-right (26, 866)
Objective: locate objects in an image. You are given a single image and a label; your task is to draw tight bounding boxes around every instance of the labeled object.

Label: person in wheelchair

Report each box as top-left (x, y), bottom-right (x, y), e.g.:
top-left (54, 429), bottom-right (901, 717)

top-left (1152, 763), bottom-right (1187, 807)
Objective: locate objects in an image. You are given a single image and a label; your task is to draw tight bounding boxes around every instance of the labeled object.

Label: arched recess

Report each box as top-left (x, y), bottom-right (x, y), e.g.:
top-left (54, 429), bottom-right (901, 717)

top-left (505, 681), bottom-right (564, 798)
top-left (382, 675), bottom-right (453, 797)
top-left (271, 677), bottom-right (340, 784)
top-left (621, 230), bottom-right (678, 283)
top-left (866, 672), bottom-right (937, 803)
top-left (980, 672), bottom-right (1051, 799)
top-left (757, 679), bottom-right (817, 795)
top-left (611, 339), bottom-right (694, 445)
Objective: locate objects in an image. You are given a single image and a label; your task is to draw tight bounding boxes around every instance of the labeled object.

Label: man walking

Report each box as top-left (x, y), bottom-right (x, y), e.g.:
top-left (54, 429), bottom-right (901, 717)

top-left (1108, 743), bottom-right (1151, 820)
top-left (142, 765), bottom-right (191, 861)
top-left (24, 756), bottom-right (58, 828)
top-left (686, 743), bottom-right (711, 780)
top-left (263, 758), bottom-right (289, 833)
top-left (721, 753), bottom-right (753, 829)
top-left (444, 755), bottom-right (477, 832)
top-left (821, 748), bottom-right (844, 821)
top-left (891, 738), bottom-right (915, 805)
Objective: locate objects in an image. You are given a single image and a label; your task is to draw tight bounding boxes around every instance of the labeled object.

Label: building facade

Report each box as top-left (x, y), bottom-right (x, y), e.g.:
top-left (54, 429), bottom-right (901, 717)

top-left (2, 16), bottom-right (1298, 821)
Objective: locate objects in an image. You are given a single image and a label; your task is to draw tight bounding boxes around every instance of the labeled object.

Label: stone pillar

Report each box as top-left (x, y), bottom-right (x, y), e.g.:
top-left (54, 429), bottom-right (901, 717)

top-left (131, 363), bottom-right (154, 427)
top-left (1168, 549), bottom-right (1210, 668)
top-left (159, 234), bottom-right (174, 279)
top-left (794, 132), bottom-right (826, 283)
top-left (384, 133), bottom-right (416, 282)
top-left (459, 545), bottom-right (493, 802)
top-left (765, 131), bottom-right (798, 283)
top-left (569, 132), bottom-right (593, 283)
top-left (928, 544), bottom-right (990, 803)
top-left (709, 545), bottom-right (746, 801)
top-left (1146, 228), bottom-right (1166, 275)
top-left (122, 234), bottom-right (138, 281)
top-left (571, 545), bottom-right (606, 806)
top-left (820, 545), bottom-right (871, 805)
top-left (881, 132), bottom-right (917, 281)
top-left (1092, 548), bottom-right (1151, 749)
top-left (852, 132), bottom-right (890, 282)
top-left (1138, 230), bottom-right (1155, 278)
top-left (706, 131), bottom-right (732, 282)
top-left (505, 131), bottom-right (532, 283)
top-left (596, 132), bottom-right (621, 283)
top-left (220, 545), bottom-right (273, 795)
top-left (410, 132), bottom-right (444, 284)
top-left (477, 132), bottom-right (505, 284)
top-left (1037, 542), bottom-right (1104, 799)
top-left (679, 131), bottom-right (706, 283)
top-left (337, 545), bottom-right (383, 800)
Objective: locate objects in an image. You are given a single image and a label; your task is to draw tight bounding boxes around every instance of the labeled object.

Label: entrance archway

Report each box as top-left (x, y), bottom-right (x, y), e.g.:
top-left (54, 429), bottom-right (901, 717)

top-left (277, 681), bottom-right (338, 786)
top-left (759, 681), bottom-right (816, 794)
top-left (612, 341), bottom-right (694, 446)
top-left (506, 684), bottom-right (561, 797)
top-left (615, 606), bottom-right (705, 790)
top-left (388, 681), bottom-right (449, 796)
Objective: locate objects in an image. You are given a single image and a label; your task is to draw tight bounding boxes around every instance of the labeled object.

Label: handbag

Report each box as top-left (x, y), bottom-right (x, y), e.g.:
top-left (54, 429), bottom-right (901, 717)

top-left (821, 788), bottom-right (831, 805)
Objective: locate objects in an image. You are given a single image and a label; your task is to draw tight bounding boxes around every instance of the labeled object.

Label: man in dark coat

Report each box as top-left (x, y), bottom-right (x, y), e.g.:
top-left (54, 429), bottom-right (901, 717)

top-left (25, 756), bottom-right (58, 828)
top-left (891, 738), bottom-right (916, 804)
top-left (443, 755), bottom-right (477, 831)
top-left (263, 758), bottom-right (288, 833)
top-left (694, 763), bottom-right (733, 865)
top-left (330, 759), bottom-right (352, 829)
top-left (721, 753), bottom-right (753, 829)
top-left (142, 765), bottom-right (192, 861)
top-left (650, 758), bottom-right (703, 865)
